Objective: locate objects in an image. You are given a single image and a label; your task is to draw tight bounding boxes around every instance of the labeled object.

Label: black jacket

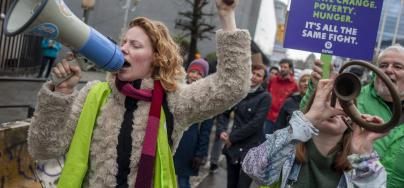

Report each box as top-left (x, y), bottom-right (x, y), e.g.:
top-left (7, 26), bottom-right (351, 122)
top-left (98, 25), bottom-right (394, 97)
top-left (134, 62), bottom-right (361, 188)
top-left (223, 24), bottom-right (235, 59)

top-left (217, 86), bottom-right (271, 164)
top-left (274, 92), bottom-right (302, 131)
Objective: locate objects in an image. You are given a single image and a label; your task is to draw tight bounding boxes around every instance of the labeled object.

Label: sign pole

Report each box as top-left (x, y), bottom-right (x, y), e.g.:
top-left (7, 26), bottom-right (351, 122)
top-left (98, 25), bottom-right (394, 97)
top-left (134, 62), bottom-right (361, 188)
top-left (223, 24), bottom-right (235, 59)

top-left (320, 54), bottom-right (332, 79)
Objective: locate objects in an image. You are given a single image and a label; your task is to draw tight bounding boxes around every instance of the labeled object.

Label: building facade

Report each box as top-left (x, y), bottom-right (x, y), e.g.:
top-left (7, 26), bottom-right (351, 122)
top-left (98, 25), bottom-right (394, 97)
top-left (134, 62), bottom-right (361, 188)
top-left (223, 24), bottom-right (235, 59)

top-left (376, 0), bottom-right (404, 53)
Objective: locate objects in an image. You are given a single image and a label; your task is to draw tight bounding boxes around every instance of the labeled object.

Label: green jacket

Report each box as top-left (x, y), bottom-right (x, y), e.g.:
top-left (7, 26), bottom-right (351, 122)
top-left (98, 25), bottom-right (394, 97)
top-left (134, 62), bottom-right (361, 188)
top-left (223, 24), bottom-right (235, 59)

top-left (300, 81), bottom-right (404, 188)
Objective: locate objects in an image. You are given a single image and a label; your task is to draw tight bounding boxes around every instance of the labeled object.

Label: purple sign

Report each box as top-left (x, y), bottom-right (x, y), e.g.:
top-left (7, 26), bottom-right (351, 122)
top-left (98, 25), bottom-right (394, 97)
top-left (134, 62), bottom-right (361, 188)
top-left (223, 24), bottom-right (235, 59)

top-left (284, 0), bottom-right (383, 60)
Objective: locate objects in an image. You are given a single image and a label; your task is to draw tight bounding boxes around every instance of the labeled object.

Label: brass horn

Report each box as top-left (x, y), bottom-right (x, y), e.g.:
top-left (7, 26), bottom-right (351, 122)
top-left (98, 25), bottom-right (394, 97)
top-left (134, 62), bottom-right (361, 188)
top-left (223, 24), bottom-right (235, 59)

top-left (331, 60), bottom-right (401, 133)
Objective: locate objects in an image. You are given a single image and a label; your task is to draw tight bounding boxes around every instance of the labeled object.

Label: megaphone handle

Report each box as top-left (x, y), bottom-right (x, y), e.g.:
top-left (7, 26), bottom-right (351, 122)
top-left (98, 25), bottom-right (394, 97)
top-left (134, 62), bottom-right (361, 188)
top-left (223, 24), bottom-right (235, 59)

top-left (51, 59), bottom-right (78, 86)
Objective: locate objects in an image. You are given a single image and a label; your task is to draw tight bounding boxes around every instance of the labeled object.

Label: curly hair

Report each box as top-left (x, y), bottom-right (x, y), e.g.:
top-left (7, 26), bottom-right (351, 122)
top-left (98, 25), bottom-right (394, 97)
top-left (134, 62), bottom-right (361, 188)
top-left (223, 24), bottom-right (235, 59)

top-left (127, 17), bottom-right (185, 92)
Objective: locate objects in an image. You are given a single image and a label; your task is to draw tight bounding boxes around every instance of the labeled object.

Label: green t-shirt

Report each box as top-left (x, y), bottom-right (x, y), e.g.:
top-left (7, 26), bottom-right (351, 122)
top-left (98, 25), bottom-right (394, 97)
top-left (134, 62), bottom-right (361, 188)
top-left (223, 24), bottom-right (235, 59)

top-left (292, 139), bottom-right (342, 188)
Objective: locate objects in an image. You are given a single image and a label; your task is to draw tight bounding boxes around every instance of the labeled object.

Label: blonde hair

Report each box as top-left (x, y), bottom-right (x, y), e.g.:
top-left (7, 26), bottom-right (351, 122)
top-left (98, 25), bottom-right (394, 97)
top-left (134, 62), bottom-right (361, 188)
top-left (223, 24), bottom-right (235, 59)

top-left (127, 17), bottom-right (185, 92)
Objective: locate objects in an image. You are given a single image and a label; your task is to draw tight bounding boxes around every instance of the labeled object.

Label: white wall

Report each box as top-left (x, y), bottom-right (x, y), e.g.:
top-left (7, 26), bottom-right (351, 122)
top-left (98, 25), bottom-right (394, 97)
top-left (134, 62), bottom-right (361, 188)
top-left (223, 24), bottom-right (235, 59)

top-left (254, 0), bottom-right (277, 56)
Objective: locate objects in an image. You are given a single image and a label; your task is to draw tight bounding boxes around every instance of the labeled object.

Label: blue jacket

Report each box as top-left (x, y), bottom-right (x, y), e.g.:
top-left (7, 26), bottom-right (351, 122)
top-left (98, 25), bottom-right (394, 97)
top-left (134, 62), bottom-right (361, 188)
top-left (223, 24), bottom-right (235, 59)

top-left (173, 118), bottom-right (213, 176)
top-left (41, 39), bottom-right (62, 58)
top-left (242, 111), bottom-right (387, 188)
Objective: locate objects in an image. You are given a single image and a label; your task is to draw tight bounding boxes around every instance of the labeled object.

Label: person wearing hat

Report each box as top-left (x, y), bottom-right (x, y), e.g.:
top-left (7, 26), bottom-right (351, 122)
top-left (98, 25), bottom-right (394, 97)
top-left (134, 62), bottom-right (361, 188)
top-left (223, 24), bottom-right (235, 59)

top-left (185, 58), bottom-right (210, 83)
top-left (173, 58), bottom-right (214, 188)
top-left (274, 69), bottom-right (312, 132)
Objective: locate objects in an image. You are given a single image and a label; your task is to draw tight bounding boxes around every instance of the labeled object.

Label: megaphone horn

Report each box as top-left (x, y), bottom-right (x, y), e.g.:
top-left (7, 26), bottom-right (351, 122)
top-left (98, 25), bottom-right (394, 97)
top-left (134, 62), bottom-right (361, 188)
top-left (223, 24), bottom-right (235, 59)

top-left (3, 0), bottom-right (124, 71)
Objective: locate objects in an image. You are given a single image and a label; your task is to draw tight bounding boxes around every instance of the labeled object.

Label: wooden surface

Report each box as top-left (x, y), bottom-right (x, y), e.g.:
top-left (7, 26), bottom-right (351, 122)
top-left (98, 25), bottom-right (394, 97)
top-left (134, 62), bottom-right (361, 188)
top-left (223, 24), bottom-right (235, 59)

top-left (0, 121), bottom-right (42, 188)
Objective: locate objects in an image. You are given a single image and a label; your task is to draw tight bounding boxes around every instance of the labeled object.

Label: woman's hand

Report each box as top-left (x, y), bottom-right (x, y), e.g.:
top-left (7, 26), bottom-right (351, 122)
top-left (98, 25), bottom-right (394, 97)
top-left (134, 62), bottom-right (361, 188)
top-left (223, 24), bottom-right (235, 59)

top-left (304, 79), bottom-right (345, 126)
top-left (311, 60), bottom-right (323, 86)
top-left (52, 59), bottom-right (81, 94)
top-left (351, 115), bottom-right (387, 154)
top-left (216, 0), bottom-right (239, 32)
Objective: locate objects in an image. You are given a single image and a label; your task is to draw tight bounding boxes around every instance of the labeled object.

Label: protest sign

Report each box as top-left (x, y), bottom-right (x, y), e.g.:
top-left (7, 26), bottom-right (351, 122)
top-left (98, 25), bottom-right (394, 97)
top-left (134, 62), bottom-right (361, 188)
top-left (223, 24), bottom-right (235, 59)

top-left (284, 0), bottom-right (383, 60)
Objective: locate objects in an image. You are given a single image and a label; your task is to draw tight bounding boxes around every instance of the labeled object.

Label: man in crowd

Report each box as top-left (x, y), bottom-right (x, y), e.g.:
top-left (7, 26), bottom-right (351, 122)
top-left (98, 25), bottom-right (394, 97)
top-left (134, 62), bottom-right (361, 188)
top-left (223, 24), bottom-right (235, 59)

top-left (264, 59), bottom-right (298, 134)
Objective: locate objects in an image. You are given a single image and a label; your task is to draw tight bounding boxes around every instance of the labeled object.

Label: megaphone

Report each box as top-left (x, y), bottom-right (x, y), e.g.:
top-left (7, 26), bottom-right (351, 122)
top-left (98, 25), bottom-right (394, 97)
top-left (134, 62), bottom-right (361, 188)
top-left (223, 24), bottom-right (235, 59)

top-left (3, 0), bottom-right (124, 71)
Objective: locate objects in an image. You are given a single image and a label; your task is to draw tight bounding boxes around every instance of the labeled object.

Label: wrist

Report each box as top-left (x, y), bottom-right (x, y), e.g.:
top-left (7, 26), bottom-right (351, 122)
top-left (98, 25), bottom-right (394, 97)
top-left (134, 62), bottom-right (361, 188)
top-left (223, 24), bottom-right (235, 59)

top-left (304, 111), bottom-right (319, 126)
top-left (55, 86), bottom-right (74, 94)
top-left (219, 11), bottom-right (236, 31)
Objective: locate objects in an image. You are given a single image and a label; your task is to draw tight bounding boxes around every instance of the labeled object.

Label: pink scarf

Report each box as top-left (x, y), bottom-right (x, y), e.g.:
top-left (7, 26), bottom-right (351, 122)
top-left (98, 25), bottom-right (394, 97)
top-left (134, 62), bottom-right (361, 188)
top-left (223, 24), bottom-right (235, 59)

top-left (115, 78), bottom-right (153, 101)
top-left (115, 78), bottom-right (165, 188)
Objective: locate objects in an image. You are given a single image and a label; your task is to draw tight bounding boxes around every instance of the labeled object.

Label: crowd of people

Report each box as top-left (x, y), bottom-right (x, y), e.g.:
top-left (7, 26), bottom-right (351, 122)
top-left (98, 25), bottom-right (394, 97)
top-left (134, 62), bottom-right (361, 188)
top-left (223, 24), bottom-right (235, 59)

top-left (27, 0), bottom-right (404, 188)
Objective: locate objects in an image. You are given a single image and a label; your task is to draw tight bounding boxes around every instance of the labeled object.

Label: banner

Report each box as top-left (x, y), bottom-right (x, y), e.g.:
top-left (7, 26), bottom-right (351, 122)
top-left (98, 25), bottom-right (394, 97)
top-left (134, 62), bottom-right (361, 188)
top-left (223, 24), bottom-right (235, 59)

top-left (284, 0), bottom-right (383, 60)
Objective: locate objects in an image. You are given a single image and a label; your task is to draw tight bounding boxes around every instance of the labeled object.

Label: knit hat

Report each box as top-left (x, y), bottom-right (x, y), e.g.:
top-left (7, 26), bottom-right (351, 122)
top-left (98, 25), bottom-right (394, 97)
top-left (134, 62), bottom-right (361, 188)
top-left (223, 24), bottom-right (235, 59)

top-left (299, 69), bottom-right (312, 81)
top-left (187, 58), bottom-right (209, 77)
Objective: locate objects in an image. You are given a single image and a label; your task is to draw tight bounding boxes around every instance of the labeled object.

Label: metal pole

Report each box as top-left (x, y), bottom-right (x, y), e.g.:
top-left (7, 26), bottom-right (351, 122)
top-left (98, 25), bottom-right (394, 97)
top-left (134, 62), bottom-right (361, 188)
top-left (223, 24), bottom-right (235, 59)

top-left (376, 0), bottom-right (390, 53)
top-left (81, 0), bottom-right (96, 24)
top-left (392, 0), bottom-right (404, 45)
top-left (83, 9), bottom-right (90, 23)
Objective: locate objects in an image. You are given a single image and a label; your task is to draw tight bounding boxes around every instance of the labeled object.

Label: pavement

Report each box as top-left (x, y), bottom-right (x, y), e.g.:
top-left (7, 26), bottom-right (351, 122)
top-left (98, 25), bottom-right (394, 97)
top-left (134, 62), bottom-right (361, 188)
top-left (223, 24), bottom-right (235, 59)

top-left (189, 120), bottom-right (262, 188)
top-left (192, 158), bottom-right (261, 188)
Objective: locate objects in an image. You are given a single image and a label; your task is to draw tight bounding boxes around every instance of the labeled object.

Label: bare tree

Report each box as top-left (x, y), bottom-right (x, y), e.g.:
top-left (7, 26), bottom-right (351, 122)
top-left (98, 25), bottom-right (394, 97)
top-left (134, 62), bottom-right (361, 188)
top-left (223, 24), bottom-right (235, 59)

top-left (175, 0), bottom-right (215, 67)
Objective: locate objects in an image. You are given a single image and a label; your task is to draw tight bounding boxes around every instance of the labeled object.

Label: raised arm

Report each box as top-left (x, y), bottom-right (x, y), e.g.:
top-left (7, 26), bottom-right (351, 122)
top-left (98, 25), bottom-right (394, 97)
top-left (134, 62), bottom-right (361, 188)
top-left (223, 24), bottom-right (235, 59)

top-left (169, 0), bottom-right (251, 130)
top-left (347, 115), bottom-right (388, 187)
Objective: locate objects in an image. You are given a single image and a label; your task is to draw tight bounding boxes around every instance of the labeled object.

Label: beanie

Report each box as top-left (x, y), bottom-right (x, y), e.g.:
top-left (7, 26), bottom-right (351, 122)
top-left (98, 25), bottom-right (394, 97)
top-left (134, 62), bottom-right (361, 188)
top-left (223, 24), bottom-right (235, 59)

top-left (299, 69), bottom-right (312, 81)
top-left (187, 58), bottom-right (209, 77)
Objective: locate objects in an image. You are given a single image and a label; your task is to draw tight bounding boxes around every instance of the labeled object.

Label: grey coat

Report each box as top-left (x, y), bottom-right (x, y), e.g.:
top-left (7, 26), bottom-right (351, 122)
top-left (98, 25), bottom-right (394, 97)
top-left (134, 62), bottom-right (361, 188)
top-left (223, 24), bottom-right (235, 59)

top-left (28, 30), bottom-right (251, 187)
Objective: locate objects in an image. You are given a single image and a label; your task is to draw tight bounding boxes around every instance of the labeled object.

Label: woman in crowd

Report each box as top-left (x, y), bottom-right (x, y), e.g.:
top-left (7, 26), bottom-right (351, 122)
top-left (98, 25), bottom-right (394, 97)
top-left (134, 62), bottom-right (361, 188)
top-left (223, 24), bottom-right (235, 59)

top-left (28, 0), bottom-right (251, 187)
top-left (242, 79), bottom-right (387, 188)
top-left (218, 63), bottom-right (271, 188)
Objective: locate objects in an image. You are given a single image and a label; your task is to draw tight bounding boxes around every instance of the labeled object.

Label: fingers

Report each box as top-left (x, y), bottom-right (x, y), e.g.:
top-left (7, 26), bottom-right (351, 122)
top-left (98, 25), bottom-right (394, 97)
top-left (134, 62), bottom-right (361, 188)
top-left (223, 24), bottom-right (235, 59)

top-left (311, 60), bottom-right (324, 84)
top-left (216, 0), bottom-right (238, 8)
top-left (361, 114), bottom-right (384, 124)
top-left (313, 60), bottom-right (323, 74)
top-left (70, 62), bottom-right (82, 77)
top-left (350, 120), bottom-right (361, 133)
top-left (52, 60), bottom-right (69, 78)
top-left (332, 108), bottom-right (346, 117)
top-left (220, 132), bottom-right (228, 140)
top-left (223, 0), bottom-right (235, 6)
top-left (65, 52), bottom-right (75, 61)
top-left (315, 79), bottom-right (335, 102)
top-left (61, 60), bottom-right (71, 76)
top-left (311, 71), bottom-right (322, 83)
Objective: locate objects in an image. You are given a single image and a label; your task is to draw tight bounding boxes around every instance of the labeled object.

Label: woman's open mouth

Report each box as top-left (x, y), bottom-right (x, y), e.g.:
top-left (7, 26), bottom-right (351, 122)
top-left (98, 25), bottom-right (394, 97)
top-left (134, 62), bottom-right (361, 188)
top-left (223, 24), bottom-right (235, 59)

top-left (123, 61), bottom-right (131, 68)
